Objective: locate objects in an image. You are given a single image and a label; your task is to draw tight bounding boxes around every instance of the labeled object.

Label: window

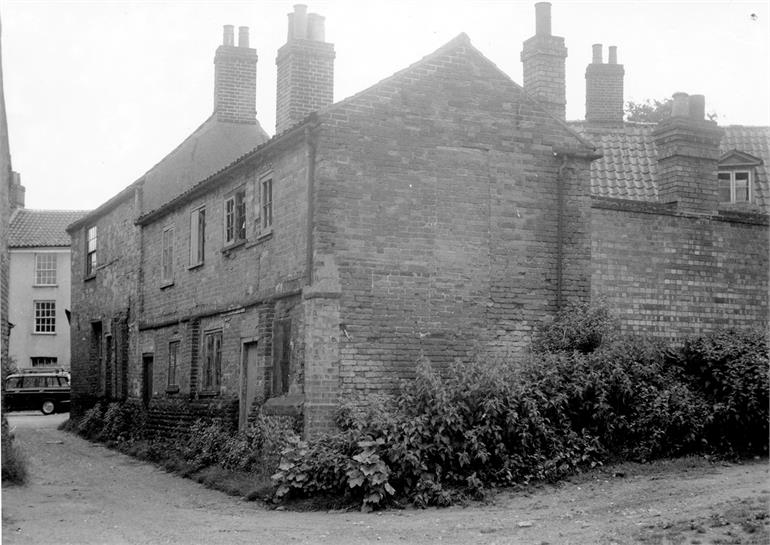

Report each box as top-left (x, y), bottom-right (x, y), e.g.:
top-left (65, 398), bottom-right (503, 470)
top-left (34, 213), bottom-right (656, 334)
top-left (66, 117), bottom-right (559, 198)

top-left (161, 226), bottom-right (174, 284)
top-left (31, 357), bottom-right (58, 367)
top-left (86, 226), bottom-right (97, 277)
top-left (35, 254), bottom-right (57, 285)
top-left (202, 330), bottom-right (222, 392)
top-left (224, 189), bottom-right (246, 245)
top-left (168, 341), bottom-right (180, 389)
top-left (261, 176), bottom-right (273, 232)
top-left (34, 301), bottom-right (56, 333)
top-left (189, 206), bottom-right (206, 266)
top-left (718, 170), bottom-right (752, 203)
top-left (272, 320), bottom-right (291, 395)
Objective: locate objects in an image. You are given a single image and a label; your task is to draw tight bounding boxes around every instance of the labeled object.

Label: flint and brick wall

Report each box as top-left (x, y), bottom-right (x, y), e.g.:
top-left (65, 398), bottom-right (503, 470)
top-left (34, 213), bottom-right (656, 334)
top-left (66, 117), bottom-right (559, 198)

top-left (591, 198), bottom-right (769, 339)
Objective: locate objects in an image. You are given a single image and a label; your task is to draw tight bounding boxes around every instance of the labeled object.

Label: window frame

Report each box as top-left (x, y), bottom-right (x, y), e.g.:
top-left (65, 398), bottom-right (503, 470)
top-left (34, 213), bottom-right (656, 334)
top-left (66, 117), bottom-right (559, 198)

top-left (30, 356), bottom-right (58, 367)
top-left (161, 225), bottom-right (175, 285)
top-left (224, 188), bottom-right (246, 246)
top-left (201, 330), bottom-right (222, 394)
top-left (85, 226), bottom-right (97, 278)
top-left (189, 206), bottom-right (206, 268)
top-left (167, 340), bottom-right (180, 391)
top-left (33, 300), bottom-right (56, 334)
top-left (261, 175), bottom-right (273, 235)
top-left (718, 169), bottom-right (753, 204)
top-left (34, 253), bottom-right (57, 286)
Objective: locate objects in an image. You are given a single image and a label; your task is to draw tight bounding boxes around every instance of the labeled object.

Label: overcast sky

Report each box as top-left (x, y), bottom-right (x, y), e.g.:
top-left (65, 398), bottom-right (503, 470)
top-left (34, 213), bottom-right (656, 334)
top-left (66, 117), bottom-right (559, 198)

top-left (2, 0), bottom-right (768, 211)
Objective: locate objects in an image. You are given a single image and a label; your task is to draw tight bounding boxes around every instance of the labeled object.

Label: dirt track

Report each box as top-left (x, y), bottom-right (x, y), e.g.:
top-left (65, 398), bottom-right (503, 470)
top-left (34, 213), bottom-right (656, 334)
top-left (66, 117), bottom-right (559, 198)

top-left (2, 413), bottom-right (768, 545)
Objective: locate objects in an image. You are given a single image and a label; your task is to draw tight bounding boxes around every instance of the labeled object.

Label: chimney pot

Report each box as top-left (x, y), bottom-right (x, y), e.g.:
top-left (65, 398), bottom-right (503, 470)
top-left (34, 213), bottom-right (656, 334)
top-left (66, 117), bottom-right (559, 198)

top-left (238, 26), bottom-right (249, 48)
top-left (291, 4), bottom-right (308, 40)
top-left (223, 25), bottom-right (234, 46)
top-left (671, 92), bottom-right (689, 117)
top-left (689, 94), bottom-right (705, 121)
top-left (535, 2), bottom-right (552, 36)
top-left (592, 44), bottom-right (602, 63)
top-left (608, 46), bottom-right (617, 64)
top-left (307, 13), bottom-right (325, 41)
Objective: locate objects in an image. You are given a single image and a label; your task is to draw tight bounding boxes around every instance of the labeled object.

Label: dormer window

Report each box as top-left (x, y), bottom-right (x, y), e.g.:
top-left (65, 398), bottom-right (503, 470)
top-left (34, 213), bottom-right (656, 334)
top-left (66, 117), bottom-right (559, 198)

top-left (718, 170), bottom-right (751, 203)
top-left (717, 150), bottom-right (763, 205)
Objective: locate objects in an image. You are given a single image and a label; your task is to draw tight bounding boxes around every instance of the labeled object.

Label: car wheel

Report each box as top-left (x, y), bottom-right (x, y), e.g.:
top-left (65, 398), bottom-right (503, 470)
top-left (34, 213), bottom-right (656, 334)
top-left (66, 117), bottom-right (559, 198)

top-left (41, 400), bottom-right (56, 415)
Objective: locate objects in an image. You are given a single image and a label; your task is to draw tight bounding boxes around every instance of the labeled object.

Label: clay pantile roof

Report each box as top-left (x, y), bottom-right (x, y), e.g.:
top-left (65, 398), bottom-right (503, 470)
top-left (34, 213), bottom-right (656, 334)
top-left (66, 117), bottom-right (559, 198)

top-left (570, 122), bottom-right (770, 212)
top-left (8, 209), bottom-right (89, 248)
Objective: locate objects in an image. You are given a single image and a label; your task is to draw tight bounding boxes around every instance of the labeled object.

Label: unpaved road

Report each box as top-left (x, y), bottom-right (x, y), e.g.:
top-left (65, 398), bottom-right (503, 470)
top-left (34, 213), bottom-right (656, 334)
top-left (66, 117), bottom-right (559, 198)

top-left (2, 413), bottom-right (768, 545)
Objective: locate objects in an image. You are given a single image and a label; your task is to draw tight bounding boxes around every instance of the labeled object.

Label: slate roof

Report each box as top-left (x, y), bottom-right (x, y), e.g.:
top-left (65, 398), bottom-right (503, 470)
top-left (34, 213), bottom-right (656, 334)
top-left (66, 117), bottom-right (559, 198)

top-left (570, 122), bottom-right (770, 211)
top-left (8, 209), bottom-right (89, 248)
top-left (139, 115), bottom-right (269, 213)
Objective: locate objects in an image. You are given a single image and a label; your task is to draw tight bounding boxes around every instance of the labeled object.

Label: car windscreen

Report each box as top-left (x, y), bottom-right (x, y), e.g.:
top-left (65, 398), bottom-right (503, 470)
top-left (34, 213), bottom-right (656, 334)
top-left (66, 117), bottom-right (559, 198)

top-left (5, 377), bottom-right (22, 389)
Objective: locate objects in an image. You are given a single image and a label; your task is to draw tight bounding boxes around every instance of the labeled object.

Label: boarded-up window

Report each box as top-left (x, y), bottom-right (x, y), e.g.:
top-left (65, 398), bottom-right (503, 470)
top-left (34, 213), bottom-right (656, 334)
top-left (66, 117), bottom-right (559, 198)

top-left (272, 320), bottom-right (291, 395)
top-left (202, 331), bottom-right (222, 392)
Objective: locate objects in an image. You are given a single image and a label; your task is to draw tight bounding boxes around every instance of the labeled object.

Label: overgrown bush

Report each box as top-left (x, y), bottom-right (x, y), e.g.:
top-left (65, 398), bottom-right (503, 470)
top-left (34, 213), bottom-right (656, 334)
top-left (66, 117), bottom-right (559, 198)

top-left (76, 402), bottom-right (106, 439)
top-left (531, 302), bottom-right (615, 354)
top-left (100, 401), bottom-right (147, 443)
top-left (220, 414), bottom-right (298, 475)
top-left (1, 414), bottom-right (28, 486)
top-left (272, 313), bottom-right (769, 509)
top-left (670, 329), bottom-right (769, 455)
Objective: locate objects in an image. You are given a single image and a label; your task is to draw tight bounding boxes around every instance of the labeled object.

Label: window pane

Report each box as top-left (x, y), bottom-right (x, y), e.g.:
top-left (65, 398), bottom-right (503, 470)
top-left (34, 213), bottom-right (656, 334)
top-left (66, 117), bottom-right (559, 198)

top-left (718, 172), bottom-right (732, 202)
top-left (34, 301), bottom-right (56, 333)
top-left (86, 226), bottom-right (98, 276)
top-left (198, 208), bottom-right (206, 262)
top-left (162, 228), bottom-right (174, 282)
top-left (35, 254), bottom-right (57, 285)
top-left (225, 198), bottom-right (235, 243)
top-left (168, 341), bottom-right (179, 387)
top-left (734, 172), bottom-right (750, 202)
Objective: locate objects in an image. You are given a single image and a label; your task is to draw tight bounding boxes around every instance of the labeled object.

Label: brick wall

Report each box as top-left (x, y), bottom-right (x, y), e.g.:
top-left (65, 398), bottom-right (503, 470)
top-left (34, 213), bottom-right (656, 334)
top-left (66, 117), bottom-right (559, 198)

top-left (136, 137), bottom-right (311, 426)
top-left (591, 198), bottom-right (769, 339)
top-left (585, 61), bottom-right (624, 125)
top-left (275, 40), bottom-right (334, 134)
top-left (311, 36), bottom-right (593, 408)
top-left (69, 190), bottom-right (140, 414)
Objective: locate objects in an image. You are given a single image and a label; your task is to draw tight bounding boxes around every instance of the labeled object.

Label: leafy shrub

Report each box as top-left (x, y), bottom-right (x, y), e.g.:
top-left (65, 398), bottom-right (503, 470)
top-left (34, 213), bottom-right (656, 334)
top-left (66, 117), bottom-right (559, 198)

top-left (1, 414), bottom-right (27, 486)
top-left (670, 329), bottom-right (769, 454)
top-left (532, 302), bottom-right (615, 354)
top-left (100, 402), bottom-right (147, 442)
top-left (219, 414), bottom-right (298, 475)
top-left (180, 419), bottom-right (231, 471)
top-left (77, 402), bottom-right (106, 439)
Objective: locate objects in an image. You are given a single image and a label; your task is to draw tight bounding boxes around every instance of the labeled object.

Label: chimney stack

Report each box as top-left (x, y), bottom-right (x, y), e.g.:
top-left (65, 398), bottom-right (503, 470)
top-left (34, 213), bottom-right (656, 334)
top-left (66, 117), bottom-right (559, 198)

top-left (585, 44), bottom-right (625, 126)
top-left (275, 4), bottom-right (335, 134)
top-left (213, 24), bottom-right (258, 124)
top-left (520, 2), bottom-right (568, 120)
top-left (653, 93), bottom-right (724, 213)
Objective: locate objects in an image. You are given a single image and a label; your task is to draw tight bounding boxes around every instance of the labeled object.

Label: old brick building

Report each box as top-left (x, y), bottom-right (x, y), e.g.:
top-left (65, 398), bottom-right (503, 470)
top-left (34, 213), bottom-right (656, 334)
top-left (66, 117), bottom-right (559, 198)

top-left (68, 3), bottom-right (768, 436)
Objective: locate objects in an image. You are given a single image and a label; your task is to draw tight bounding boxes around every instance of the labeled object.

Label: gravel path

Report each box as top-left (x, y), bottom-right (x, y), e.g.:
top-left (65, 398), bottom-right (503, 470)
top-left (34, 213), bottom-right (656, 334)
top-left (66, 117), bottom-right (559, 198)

top-left (2, 413), bottom-right (768, 545)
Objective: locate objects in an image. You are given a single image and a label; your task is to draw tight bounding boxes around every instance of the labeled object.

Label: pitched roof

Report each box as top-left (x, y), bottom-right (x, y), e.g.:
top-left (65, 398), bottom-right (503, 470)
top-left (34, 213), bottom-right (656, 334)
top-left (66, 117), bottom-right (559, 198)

top-left (139, 115), bottom-right (269, 213)
top-left (321, 33), bottom-right (596, 155)
top-left (8, 209), bottom-right (89, 248)
top-left (570, 122), bottom-right (770, 211)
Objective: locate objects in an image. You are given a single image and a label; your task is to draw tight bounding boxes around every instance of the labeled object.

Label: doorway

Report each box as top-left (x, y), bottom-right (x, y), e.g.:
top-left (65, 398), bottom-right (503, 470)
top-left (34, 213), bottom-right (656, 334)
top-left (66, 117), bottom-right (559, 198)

top-left (239, 341), bottom-right (259, 431)
top-left (142, 354), bottom-right (154, 407)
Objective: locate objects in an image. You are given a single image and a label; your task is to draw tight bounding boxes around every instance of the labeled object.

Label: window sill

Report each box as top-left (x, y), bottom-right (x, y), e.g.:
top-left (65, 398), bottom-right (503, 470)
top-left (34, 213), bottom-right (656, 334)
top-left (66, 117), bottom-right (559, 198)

top-left (160, 280), bottom-right (175, 290)
top-left (198, 390), bottom-right (220, 398)
top-left (33, 284), bottom-right (58, 288)
top-left (84, 274), bottom-right (96, 282)
top-left (222, 239), bottom-right (246, 255)
top-left (32, 332), bottom-right (57, 336)
top-left (165, 385), bottom-right (180, 394)
top-left (245, 231), bottom-right (273, 249)
top-left (188, 262), bottom-right (204, 271)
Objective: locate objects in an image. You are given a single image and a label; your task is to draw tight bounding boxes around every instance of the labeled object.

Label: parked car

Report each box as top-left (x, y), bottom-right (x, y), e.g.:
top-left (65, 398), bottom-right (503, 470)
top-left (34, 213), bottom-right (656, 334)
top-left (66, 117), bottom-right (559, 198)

top-left (3, 368), bottom-right (71, 415)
